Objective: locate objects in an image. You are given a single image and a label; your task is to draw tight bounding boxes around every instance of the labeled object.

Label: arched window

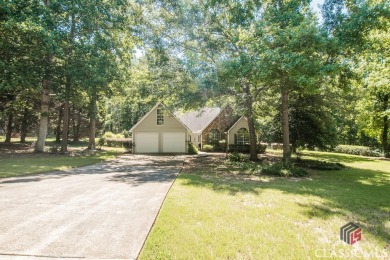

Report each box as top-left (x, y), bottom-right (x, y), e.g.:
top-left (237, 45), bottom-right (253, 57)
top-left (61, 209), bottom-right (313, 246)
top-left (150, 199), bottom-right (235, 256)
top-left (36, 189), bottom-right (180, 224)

top-left (208, 129), bottom-right (221, 142)
top-left (237, 128), bottom-right (249, 145)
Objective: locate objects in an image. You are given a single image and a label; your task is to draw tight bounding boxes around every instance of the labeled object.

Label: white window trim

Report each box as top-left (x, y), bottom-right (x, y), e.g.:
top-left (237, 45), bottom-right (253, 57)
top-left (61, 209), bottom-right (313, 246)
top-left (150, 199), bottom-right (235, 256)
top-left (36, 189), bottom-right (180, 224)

top-left (209, 129), bottom-right (221, 142)
top-left (237, 128), bottom-right (249, 145)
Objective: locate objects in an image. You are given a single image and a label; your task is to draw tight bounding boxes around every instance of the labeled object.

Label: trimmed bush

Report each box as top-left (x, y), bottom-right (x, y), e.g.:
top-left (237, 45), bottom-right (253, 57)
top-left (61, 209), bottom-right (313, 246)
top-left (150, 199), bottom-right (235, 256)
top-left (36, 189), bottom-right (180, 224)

top-left (106, 138), bottom-right (132, 148)
top-left (115, 133), bottom-right (125, 139)
top-left (202, 144), bottom-right (214, 152)
top-left (188, 142), bottom-right (199, 155)
top-left (334, 145), bottom-right (381, 157)
top-left (228, 143), bottom-right (267, 154)
top-left (228, 152), bottom-right (248, 162)
top-left (228, 144), bottom-right (250, 153)
top-left (103, 131), bottom-right (115, 138)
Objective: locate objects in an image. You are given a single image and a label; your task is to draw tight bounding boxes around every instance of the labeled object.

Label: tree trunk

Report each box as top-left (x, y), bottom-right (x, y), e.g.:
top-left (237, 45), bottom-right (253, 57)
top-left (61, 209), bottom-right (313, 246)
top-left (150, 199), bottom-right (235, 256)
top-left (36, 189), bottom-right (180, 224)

top-left (61, 3), bottom-right (75, 152)
top-left (5, 112), bottom-right (13, 143)
top-left (61, 78), bottom-right (71, 153)
top-left (35, 0), bottom-right (52, 152)
top-left (88, 91), bottom-right (97, 151)
top-left (35, 84), bottom-right (50, 152)
top-left (55, 105), bottom-right (63, 142)
top-left (247, 116), bottom-right (258, 161)
top-left (241, 84), bottom-right (258, 161)
top-left (72, 104), bottom-right (76, 141)
top-left (281, 91), bottom-right (291, 166)
top-left (383, 94), bottom-right (389, 158)
top-left (20, 107), bottom-right (29, 143)
top-left (73, 105), bottom-right (81, 142)
top-left (74, 109), bottom-right (81, 142)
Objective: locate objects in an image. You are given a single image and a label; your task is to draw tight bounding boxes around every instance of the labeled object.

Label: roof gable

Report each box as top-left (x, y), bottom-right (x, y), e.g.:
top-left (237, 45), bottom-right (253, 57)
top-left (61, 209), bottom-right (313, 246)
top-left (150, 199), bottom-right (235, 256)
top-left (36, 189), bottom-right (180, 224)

top-left (227, 116), bottom-right (248, 132)
top-left (130, 102), bottom-right (191, 132)
top-left (175, 107), bottom-right (221, 133)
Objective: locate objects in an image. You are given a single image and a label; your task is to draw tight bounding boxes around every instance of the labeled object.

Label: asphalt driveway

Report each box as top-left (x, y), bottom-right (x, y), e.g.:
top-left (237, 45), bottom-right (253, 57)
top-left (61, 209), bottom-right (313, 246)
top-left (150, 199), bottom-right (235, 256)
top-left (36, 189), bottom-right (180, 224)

top-left (0, 154), bottom-right (184, 259)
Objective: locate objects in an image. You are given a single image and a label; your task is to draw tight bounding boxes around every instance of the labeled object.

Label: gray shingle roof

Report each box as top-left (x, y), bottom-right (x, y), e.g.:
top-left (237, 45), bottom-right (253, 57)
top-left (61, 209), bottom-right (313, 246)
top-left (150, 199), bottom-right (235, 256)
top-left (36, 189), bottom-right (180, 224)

top-left (175, 107), bottom-right (221, 133)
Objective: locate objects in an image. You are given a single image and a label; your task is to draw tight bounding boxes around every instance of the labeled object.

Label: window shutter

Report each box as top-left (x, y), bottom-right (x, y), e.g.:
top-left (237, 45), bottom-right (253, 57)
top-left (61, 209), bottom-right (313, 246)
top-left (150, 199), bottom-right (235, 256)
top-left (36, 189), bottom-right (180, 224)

top-left (234, 134), bottom-right (237, 145)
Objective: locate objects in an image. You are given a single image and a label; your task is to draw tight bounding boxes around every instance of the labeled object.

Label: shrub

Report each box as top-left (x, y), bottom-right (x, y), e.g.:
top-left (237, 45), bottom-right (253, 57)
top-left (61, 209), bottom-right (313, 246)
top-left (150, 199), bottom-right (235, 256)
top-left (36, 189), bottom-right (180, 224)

top-left (106, 138), bottom-right (132, 148)
top-left (103, 131), bottom-right (115, 138)
top-left (115, 133), bottom-right (125, 139)
top-left (219, 139), bottom-right (227, 151)
top-left (98, 137), bottom-right (105, 148)
top-left (227, 144), bottom-right (266, 154)
top-left (334, 145), bottom-right (381, 157)
top-left (122, 130), bottom-right (130, 138)
top-left (258, 143), bottom-right (267, 154)
top-left (225, 160), bottom-right (308, 177)
top-left (262, 163), bottom-right (308, 177)
top-left (271, 143), bottom-right (283, 150)
top-left (124, 140), bottom-right (134, 152)
top-left (202, 144), bottom-right (214, 152)
top-left (228, 144), bottom-right (250, 153)
top-left (294, 158), bottom-right (344, 170)
top-left (188, 142), bottom-right (199, 155)
top-left (46, 145), bottom-right (60, 153)
top-left (228, 152), bottom-right (248, 162)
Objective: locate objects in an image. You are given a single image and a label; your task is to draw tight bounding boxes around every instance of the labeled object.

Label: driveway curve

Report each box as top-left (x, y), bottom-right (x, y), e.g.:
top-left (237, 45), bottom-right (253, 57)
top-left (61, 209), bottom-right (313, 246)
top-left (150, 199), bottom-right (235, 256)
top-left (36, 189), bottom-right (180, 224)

top-left (0, 154), bottom-right (185, 259)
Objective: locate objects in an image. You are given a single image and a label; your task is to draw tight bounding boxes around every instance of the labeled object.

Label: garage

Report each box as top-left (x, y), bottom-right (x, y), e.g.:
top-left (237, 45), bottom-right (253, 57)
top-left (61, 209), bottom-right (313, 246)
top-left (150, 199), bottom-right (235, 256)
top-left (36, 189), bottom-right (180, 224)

top-left (135, 132), bottom-right (159, 153)
top-left (163, 132), bottom-right (186, 153)
top-left (130, 103), bottom-right (190, 154)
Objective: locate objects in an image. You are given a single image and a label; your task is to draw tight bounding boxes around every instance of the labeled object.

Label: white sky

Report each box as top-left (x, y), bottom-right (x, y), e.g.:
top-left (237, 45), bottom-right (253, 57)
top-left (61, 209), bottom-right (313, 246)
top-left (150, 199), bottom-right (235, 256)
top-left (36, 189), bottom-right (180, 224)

top-left (310, 0), bottom-right (325, 15)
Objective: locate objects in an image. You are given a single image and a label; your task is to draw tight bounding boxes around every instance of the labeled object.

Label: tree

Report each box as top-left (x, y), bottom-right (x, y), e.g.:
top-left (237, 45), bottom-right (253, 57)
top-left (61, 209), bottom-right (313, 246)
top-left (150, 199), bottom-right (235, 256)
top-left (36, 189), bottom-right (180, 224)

top-left (34, 0), bottom-right (59, 152)
top-left (267, 93), bottom-right (338, 152)
top-left (252, 0), bottom-right (342, 166)
top-left (322, 0), bottom-right (389, 156)
top-left (357, 29), bottom-right (390, 157)
top-left (0, 0), bottom-right (56, 150)
top-left (147, 0), bottom-right (265, 160)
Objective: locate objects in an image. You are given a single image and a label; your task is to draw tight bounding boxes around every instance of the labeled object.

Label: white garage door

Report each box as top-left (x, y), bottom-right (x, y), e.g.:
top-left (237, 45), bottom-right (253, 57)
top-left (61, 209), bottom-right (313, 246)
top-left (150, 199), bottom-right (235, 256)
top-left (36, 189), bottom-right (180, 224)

top-left (135, 132), bottom-right (159, 153)
top-left (162, 132), bottom-right (186, 153)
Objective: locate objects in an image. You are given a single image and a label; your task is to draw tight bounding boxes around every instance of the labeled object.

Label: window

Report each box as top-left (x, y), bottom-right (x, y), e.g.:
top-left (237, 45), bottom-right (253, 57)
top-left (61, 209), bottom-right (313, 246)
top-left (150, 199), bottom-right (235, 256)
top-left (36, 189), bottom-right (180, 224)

top-left (208, 129), bottom-right (221, 142)
top-left (237, 128), bottom-right (249, 145)
top-left (157, 108), bottom-right (164, 125)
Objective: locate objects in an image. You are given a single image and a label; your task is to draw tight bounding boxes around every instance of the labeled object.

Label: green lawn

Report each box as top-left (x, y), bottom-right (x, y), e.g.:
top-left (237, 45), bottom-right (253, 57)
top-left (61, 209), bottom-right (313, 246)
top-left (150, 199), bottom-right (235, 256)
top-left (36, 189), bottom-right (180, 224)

top-left (140, 151), bottom-right (390, 259)
top-left (0, 136), bottom-right (125, 178)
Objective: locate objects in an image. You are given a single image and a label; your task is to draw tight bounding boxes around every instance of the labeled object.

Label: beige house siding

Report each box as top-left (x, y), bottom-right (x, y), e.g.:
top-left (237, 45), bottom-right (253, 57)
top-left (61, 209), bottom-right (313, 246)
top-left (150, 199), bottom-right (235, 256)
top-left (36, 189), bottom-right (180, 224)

top-left (132, 104), bottom-right (189, 153)
top-left (131, 103), bottom-right (257, 153)
top-left (190, 133), bottom-right (201, 149)
top-left (227, 117), bottom-right (249, 145)
top-left (201, 106), bottom-right (239, 145)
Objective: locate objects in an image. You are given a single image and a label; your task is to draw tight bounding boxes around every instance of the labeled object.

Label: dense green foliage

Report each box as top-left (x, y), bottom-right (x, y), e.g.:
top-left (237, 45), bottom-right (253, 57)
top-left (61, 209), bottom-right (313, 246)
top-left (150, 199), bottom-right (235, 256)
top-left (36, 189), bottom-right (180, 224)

top-left (0, 0), bottom-right (388, 158)
top-left (202, 145), bottom-right (214, 152)
top-left (228, 152), bottom-right (249, 163)
top-left (188, 142), bottom-right (199, 155)
top-left (264, 93), bottom-right (338, 151)
top-left (334, 145), bottom-right (382, 157)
